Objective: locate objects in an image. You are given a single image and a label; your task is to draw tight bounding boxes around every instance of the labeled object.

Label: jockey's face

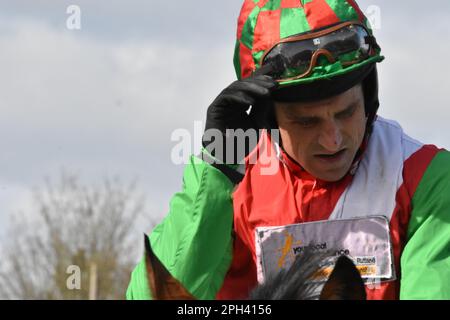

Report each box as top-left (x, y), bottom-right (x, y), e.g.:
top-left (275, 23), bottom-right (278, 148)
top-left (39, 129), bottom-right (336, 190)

top-left (274, 84), bottom-right (367, 182)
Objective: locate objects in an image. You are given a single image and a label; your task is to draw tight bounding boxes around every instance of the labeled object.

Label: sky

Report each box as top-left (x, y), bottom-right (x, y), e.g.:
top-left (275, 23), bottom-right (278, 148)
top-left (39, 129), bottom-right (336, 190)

top-left (0, 0), bottom-right (449, 239)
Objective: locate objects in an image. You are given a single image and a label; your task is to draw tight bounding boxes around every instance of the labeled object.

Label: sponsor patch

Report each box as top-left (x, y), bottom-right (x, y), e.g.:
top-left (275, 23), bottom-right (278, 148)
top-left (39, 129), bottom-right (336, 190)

top-left (255, 216), bottom-right (396, 284)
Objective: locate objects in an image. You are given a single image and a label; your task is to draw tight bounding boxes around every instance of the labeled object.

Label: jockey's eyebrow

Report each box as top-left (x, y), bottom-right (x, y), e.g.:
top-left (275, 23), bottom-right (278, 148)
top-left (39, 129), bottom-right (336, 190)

top-left (284, 100), bottom-right (360, 123)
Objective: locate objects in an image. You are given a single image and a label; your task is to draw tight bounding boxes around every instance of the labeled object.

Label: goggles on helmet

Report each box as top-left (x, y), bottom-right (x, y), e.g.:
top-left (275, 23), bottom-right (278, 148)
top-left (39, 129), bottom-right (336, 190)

top-left (258, 21), bottom-right (379, 82)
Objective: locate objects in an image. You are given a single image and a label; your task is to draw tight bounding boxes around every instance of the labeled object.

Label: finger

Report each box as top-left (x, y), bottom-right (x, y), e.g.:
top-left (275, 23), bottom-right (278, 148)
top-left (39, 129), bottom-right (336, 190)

top-left (247, 75), bottom-right (279, 90)
top-left (227, 81), bottom-right (272, 99)
top-left (219, 91), bottom-right (256, 108)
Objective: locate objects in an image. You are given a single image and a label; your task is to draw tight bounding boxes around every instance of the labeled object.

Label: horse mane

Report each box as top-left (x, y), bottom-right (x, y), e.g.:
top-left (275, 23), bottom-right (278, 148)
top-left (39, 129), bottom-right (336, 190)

top-left (249, 250), bottom-right (366, 300)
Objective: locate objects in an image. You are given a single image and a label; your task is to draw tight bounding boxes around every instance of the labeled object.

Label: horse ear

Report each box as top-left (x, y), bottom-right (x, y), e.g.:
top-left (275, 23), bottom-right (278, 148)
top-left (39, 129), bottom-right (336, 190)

top-left (319, 255), bottom-right (366, 300)
top-left (144, 234), bottom-right (195, 300)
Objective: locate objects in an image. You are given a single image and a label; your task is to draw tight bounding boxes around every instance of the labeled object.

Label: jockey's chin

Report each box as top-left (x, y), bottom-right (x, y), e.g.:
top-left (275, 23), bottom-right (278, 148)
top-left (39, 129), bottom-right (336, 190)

top-left (275, 84), bottom-right (368, 182)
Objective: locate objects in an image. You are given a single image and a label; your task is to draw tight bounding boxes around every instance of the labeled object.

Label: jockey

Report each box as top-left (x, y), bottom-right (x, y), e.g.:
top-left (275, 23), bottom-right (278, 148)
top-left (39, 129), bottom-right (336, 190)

top-left (127, 0), bottom-right (450, 300)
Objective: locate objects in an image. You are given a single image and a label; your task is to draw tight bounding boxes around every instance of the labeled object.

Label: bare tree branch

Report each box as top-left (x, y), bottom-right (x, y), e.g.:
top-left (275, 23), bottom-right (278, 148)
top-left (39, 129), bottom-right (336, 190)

top-left (0, 171), bottom-right (156, 299)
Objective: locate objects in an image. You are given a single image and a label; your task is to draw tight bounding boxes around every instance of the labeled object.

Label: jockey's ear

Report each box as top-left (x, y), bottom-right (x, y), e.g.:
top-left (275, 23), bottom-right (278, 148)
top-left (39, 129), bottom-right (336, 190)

top-left (144, 234), bottom-right (195, 300)
top-left (319, 255), bottom-right (366, 300)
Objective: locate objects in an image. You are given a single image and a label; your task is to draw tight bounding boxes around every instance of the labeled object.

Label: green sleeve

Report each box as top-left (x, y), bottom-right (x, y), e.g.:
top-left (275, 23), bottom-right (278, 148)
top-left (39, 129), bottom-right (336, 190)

top-left (400, 150), bottom-right (450, 299)
top-left (126, 155), bottom-right (235, 300)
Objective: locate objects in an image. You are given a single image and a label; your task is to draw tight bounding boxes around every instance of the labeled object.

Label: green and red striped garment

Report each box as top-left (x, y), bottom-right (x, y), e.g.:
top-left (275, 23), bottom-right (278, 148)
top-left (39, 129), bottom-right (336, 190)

top-left (233, 0), bottom-right (383, 85)
top-left (127, 117), bottom-right (450, 299)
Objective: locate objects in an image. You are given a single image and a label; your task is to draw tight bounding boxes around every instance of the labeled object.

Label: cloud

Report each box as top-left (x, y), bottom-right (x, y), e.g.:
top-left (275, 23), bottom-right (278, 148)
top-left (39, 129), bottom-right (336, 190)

top-left (0, 0), bottom-right (239, 45)
top-left (366, 0), bottom-right (450, 148)
top-left (1, 0), bottom-right (450, 238)
top-left (0, 16), bottom-right (237, 229)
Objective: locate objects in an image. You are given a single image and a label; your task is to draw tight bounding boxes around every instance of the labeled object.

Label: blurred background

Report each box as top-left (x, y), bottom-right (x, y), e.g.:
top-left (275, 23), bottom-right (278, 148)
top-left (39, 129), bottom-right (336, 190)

top-left (0, 0), bottom-right (449, 299)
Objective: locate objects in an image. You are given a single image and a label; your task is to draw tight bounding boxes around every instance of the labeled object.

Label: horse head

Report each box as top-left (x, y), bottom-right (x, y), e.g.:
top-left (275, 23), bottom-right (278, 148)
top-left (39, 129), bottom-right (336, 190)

top-left (144, 235), bottom-right (366, 300)
top-left (249, 249), bottom-right (367, 300)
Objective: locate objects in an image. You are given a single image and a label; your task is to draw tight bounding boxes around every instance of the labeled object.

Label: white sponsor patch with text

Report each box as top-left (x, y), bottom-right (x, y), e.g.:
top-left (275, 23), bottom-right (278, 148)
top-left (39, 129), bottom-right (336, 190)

top-left (255, 216), bottom-right (396, 284)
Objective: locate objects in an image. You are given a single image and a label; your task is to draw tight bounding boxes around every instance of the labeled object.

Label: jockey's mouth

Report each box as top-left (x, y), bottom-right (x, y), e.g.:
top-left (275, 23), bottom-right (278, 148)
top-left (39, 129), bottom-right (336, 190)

top-left (314, 149), bottom-right (348, 162)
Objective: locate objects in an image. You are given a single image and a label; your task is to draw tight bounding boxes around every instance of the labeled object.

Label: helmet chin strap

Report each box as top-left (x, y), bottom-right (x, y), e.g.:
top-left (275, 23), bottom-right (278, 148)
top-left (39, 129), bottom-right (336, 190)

top-left (257, 99), bottom-right (283, 148)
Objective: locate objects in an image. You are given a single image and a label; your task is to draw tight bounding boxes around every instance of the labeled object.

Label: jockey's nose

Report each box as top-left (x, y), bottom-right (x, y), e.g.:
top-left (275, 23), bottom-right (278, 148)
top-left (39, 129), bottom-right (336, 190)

top-left (318, 120), bottom-right (343, 152)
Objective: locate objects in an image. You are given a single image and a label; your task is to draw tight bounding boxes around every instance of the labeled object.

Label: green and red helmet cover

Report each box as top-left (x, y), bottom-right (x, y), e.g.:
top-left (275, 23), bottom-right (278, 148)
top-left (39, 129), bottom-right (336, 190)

top-left (234, 0), bottom-right (384, 87)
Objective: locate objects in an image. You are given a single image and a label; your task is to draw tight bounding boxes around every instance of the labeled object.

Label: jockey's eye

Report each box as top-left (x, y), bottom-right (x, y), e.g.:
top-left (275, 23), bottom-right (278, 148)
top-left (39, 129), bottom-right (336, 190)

top-left (295, 117), bottom-right (320, 128)
top-left (335, 103), bottom-right (358, 119)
